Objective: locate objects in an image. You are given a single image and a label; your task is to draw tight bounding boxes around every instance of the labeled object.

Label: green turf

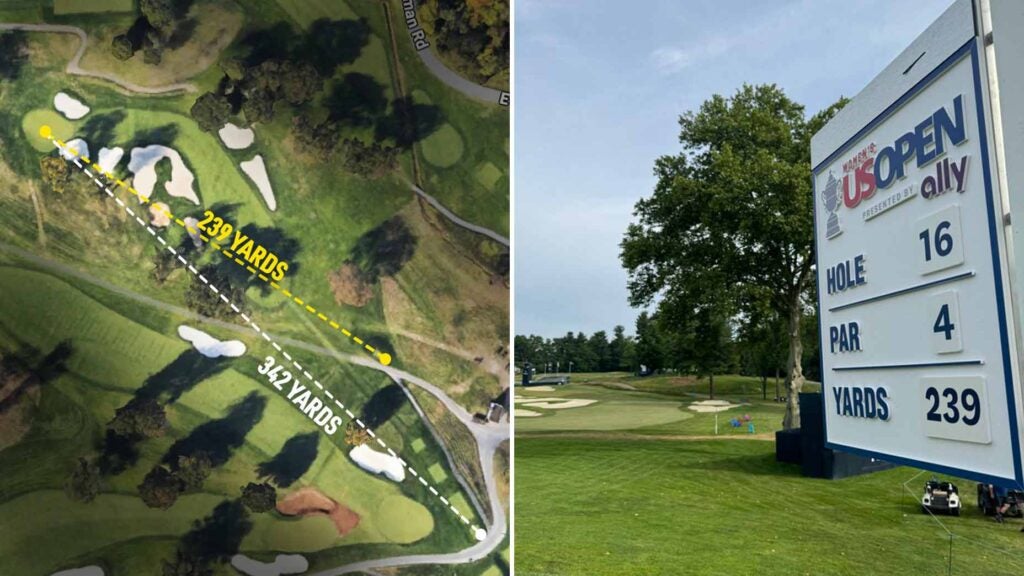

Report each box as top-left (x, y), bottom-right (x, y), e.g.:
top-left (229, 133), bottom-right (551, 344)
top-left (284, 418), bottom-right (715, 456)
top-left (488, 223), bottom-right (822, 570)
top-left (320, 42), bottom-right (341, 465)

top-left (0, 491), bottom-right (224, 575)
top-left (516, 437), bottom-right (1024, 575)
top-left (420, 123), bottom-right (465, 168)
top-left (53, 0), bottom-right (133, 14)
top-left (428, 461), bottom-right (449, 483)
top-left (22, 108), bottom-right (74, 152)
top-left (411, 437), bottom-right (426, 453)
top-left (274, 0), bottom-right (358, 28)
top-left (474, 161), bottom-right (502, 191)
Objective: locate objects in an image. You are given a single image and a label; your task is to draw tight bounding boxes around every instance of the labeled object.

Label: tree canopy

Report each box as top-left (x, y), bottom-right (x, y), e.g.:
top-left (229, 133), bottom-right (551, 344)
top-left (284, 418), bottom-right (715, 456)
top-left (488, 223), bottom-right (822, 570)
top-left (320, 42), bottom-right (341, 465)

top-left (621, 84), bottom-right (846, 428)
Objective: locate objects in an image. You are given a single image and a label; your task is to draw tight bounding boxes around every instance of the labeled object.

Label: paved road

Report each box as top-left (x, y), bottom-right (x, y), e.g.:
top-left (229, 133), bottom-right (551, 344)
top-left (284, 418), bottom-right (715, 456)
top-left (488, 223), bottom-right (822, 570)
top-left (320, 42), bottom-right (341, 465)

top-left (0, 23), bottom-right (196, 94)
top-left (0, 240), bottom-right (509, 570)
top-left (411, 182), bottom-right (510, 247)
top-left (401, 1), bottom-right (507, 106)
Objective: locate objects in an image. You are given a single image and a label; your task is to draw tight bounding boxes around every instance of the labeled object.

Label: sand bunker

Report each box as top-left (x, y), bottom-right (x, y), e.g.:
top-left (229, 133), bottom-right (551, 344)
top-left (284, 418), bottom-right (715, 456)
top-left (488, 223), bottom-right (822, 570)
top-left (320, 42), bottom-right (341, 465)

top-left (276, 486), bottom-right (361, 536)
top-left (183, 216), bottom-right (203, 247)
top-left (128, 145), bottom-right (199, 205)
top-left (149, 202), bottom-right (171, 227)
top-left (51, 567), bottom-right (103, 576)
top-left (231, 554), bottom-right (308, 576)
top-left (240, 154), bottom-right (276, 211)
top-left (97, 147), bottom-right (123, 174)
top-left (688, 400), bottom-right (741, 413)
top-left (523, 385), bottom-right (556, 392)
top-left (177, 325), bottom-right (246, 358)
top-left (218, 122), bottom-right (255, 149)
top-left (518, 399), bottom-right (597, 410)
top-left (53, 92), bottom-right (89, 120)
top-left (515, 409), bottom-right (542, 417)
top-left (60, 138), bottom-right (88, 161)
top-left (350, 443), bottom-right (405, 482)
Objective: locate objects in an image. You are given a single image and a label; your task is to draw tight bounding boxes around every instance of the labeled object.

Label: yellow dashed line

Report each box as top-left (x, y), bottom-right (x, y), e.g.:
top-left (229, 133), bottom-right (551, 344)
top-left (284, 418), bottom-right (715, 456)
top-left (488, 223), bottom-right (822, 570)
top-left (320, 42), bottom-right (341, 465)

top-left (45, 129), bottom-right (392, 366)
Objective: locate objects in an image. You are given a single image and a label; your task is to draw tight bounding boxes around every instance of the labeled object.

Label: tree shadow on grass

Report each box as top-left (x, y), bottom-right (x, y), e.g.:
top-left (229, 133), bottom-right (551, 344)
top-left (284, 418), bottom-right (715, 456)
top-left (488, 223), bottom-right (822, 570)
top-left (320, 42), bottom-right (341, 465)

top-left (162, 391), bottom-right (267, 468)
top-left (256, 431), bottom-right (319, 488)
top-left (686, 449), bottom-right (804, 478)
top-left (375, 96), bottom-right (444, 150)
top-left (0, 32), bottom-right (29, 80)
top-left (0, 340), bottom-right (72, 414)
top-left (324, 72), bottom-right (389, 130)
top-left (124, 124), bottom-right (180, 151)
top-left (300, 18), bottom-right (370, 75)
top-left (135, 349), bottom-right (231, 405)
top-left (180, 499), bottom-right (252, 564)
top-left (80, 111), bottom-right (127, 149)
top-left (214, 223), bottom-right (303, 295)
top-left (360, 383), bottom-right (406, 429)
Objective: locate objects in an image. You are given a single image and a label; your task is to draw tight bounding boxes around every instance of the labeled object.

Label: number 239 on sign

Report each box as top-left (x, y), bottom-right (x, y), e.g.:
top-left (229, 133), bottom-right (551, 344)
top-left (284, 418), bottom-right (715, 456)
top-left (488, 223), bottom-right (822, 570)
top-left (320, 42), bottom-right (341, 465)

top-left (921, 376), bottom-right (991, 444)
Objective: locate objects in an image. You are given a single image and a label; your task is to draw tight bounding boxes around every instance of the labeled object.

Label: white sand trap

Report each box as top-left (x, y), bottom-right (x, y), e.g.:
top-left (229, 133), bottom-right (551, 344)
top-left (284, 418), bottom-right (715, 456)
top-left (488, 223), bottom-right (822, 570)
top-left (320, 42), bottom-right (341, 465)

top-left (97, 147), bottom-right (123, 174)
top-left (51, 567), bottom-right (103, 576)
top-left (183, 216), bottom-right (203, 247)
top-left (128, 145), bottom-right (199, 205)
top-left (515, 409), bottom-right (542, 417)
top-left (688, 400), bottom-right (741, 413)
top-left (240, 154), bottom-right (276, 211)
top-left (60, 138), bottom-right (88, 161)
top-left (177, 325), bottom-right (246, 358)
top-left (523, 385), bottom-right (556, 392)
top-left (219, 122), bottom-right (255, 149)
top-left (350, 443), bottom-right (405, 482)
top-left (149, 202), bottom-right (171, 227)
top-left (519, 399), bottom-right (597, 410)
top-left (54, 92), bottom-right (90, 120)
top-left (231, 554), bottom-right (308, 576)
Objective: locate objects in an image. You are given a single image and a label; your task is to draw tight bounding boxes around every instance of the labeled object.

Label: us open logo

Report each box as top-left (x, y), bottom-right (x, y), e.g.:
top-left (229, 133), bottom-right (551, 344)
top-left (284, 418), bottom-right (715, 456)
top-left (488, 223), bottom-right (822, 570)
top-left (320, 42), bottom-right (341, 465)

top-left (821, 143), bottom-right (878, 240)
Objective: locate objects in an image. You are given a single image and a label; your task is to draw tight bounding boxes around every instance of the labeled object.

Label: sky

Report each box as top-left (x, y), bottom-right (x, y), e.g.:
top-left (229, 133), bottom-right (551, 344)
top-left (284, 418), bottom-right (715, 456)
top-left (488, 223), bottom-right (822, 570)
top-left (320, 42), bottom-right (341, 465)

top-left (514, 0), bottom-right (955, 339)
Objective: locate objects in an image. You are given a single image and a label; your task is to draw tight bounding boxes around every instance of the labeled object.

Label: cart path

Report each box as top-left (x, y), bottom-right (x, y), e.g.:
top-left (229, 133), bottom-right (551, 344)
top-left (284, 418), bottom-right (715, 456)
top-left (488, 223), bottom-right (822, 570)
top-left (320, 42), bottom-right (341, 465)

top-left (0, 239), bottom-right (508, 569)
top-left (0, 23), bottom-right (196, 94)
top-left (412, 182), bottom-right (510, 246)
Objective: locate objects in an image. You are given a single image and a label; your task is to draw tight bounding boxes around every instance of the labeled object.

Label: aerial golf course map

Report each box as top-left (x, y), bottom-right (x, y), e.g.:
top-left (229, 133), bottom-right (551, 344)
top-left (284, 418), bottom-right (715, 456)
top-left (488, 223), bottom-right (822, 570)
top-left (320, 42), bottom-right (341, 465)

top-left (0, 1), bottom-right (509, 575)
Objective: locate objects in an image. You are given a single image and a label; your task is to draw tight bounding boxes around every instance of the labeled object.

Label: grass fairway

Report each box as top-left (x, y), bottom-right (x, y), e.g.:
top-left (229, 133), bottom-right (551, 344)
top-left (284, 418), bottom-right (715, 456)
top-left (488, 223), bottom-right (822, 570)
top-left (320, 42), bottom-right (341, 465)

top-left (516, 380), bottom-right (1024, 575)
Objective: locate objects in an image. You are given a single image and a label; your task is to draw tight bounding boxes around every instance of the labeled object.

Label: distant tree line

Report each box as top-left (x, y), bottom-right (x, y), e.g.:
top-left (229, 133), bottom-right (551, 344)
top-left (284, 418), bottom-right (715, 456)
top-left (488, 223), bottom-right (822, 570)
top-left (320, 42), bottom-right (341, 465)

top-left (516, 310), bottom-right (820, 401)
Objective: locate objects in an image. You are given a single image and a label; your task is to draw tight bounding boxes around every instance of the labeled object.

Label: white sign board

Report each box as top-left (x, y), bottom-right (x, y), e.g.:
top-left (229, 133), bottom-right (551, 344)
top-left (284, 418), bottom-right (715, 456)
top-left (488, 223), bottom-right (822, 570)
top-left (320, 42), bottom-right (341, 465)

top-left (812, 7), bottom-right (1024, 485)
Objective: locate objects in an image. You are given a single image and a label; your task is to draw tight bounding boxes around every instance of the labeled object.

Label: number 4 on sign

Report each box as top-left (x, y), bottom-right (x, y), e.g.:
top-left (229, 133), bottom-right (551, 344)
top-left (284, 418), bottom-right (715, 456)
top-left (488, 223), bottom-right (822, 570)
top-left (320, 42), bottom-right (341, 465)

top-left (929, 291), bottom-right (962, 355)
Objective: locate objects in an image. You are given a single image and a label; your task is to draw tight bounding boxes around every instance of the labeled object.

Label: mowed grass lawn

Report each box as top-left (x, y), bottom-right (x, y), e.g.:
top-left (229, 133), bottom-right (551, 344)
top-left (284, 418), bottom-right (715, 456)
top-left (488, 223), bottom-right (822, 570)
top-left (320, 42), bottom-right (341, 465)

top-left (516, 437), bottom-right (1024, 576)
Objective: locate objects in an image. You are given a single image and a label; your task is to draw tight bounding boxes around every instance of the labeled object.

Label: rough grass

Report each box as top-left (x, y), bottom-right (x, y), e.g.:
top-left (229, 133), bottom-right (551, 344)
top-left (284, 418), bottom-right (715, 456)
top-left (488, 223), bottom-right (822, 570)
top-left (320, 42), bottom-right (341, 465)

top-left (516, 436), bottom-right (1024, 575)
top-left (273, 0), bottom-right (357, 28)
top-left (76, 2), bottom-right (244, 88)
top-left (53, 0), bottom-right (133, 14)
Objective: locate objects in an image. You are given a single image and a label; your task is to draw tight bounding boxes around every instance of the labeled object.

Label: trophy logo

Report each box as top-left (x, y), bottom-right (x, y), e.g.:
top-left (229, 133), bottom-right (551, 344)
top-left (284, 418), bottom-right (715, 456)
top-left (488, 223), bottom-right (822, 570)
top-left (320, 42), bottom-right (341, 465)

top-left (822, 170), bottom-right (842, 239)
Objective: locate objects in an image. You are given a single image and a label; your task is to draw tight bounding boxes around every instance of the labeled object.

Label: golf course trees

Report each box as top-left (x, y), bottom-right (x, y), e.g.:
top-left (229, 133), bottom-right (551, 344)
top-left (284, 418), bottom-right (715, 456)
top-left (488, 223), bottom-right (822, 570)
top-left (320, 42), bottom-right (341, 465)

top-left (240, 481), bottom-right (277, 513)
top-left (109, 398), bottom-right (168, 438)
top-left (139, 465), bottom-right (181, 509)
top-left (621, 84), bottom-right (846, 428)
top-left (39, 155), bottom-right (70, 194)
top-left (64, 458), bottom-right (101, 503)
top-left (635, 312), bottom-right (666, 373)
top-left (190, 92), bottom-right (231, 133)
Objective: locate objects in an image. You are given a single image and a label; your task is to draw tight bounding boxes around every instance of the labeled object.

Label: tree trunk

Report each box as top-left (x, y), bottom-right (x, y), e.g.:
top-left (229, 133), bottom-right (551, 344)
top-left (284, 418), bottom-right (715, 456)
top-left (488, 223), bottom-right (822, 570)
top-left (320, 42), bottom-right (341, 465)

top-left (709, 373), bottom-right (714, 400)
top-left (775, 367), bottom-right (780, 401)
top-left (781, 294), bottom-right (805, 429)
top-left (761, 376), bottom-right (767, 400)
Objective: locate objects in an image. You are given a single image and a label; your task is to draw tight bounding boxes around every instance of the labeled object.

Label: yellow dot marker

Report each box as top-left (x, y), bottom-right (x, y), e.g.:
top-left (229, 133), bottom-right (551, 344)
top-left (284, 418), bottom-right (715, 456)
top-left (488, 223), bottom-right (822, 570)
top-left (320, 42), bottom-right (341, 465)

top-left (39, 125), bottom-right (52, 139)
top-left (379, 353), bottom-right (392, 366)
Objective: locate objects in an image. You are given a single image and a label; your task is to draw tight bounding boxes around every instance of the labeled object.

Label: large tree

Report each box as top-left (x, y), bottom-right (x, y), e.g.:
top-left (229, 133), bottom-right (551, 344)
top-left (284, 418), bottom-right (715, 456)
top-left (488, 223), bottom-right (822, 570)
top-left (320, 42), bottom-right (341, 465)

top-left (622, 84), bottom-right (845, 428)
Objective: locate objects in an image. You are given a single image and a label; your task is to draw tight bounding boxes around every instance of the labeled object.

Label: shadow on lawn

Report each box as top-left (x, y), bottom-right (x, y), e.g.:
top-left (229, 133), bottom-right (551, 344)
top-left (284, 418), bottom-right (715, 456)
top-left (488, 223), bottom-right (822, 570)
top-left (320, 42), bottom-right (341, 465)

top-left (687, 449), bottom-right (803, 478)
top-left (257, 431), bottom-right (319, 488)
top-left (360, 383), bottom-right (406, 429)
top-left (162, 391), bottom-right (267, 468)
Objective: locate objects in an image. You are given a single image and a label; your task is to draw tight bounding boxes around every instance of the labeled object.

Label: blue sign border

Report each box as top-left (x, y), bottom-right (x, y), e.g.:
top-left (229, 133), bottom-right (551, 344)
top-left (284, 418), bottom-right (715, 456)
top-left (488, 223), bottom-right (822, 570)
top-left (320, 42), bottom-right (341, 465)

top-left (811, 38), bottom-right (1023, 487)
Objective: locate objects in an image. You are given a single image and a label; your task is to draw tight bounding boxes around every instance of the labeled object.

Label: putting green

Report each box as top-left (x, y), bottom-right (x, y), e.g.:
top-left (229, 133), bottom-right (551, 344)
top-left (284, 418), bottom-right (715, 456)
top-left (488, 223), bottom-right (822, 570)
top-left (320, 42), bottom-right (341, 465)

top-left (411, 437), bottom-right (426, 453)
top-left (420, 124), bottom-right (464, 168)
top-left (475, 161), bottom-right (503, 191)
top-left (515, 399), bottom-right (692, 432)
top-left (376, 494), bottom-right (434, 542)
top-left (22, 109), bottom-right (74, 152)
